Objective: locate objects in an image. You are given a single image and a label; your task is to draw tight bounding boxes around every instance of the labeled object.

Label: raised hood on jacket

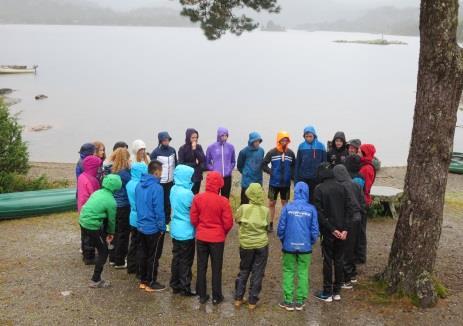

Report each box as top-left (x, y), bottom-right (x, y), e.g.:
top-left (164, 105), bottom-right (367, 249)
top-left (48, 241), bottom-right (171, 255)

top-left (248, 131), bottom-right (262, 147)
top-left (185, 128), bottom-right (199, 145)
top-left (276, 131), bottom-right (291, 152)
top-left (294, 181), bottom-right (309, 201)
top-left (245, 183), bottom-right (265, 205)
top-left (79, 143), bottom-right (96, 159)
top-left (317, 162), bottom-right (334, 181)
top-left (174, 165), bottom-right (194, 189)
top-left (332, 131), bottom-right (346, 147)
top-left (158, 131), bottom-right (172, 145)
top-left (205, 171), bottom-right (224, 193)
top-left (303, 125), bottom-right (318, 139)
top-left (102, 174), bottom-right (122, 193)
top-left (333, 164), bottom-right (351, 183)
top-left (216, 127), bottom-right (229, 143)
top-left (132, 139), bottom-right (147, 156)
top-left (360, 144), bottom-right (376, 161)
top-left (82, 155), bottom-right (101, 178)
top-left (140, 173), bottom-right (159, 188)
top-left (130, 162), bottom-right (147, 182)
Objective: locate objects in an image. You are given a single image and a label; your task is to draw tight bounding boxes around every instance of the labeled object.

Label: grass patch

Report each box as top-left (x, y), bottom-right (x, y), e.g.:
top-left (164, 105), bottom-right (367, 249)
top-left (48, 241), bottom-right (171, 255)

top-left (433, 277), bottom-right (449, 299)
top-left (354, 278), bottom-right (414, 307)
top-left (445, 192), bottom-right (463, 210)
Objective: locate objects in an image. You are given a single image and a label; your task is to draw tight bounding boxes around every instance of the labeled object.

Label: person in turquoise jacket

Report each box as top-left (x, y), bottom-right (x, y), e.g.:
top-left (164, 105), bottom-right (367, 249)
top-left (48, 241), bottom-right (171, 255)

top-left (169, 164), bottom-right (197, 296)
top-left (237, 132), bottom-right (265, 205)
top-left (126, 162), bottom-right (148, 276)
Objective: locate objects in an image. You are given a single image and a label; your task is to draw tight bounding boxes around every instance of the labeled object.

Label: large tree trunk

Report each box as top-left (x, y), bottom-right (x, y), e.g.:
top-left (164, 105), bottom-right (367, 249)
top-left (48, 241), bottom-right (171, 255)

top-left (381, 0), bottom-right (463, 308)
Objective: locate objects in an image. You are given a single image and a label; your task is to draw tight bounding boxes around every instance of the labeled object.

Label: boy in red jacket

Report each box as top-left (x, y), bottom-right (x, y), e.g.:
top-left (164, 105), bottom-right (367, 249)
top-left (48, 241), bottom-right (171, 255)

top-left (190, 171), bottom-right (234, 305)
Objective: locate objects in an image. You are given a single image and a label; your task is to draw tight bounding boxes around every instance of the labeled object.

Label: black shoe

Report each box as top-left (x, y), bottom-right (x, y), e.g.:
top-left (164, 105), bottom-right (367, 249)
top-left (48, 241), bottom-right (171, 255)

top-left (181, 290), bottom-right (197, 297)
top-left (212, 296), bottom-right (224, 305)
top-left (199, 295), bottom-right (210, 304)
top-left (147, 282), bottom-right (166, 292)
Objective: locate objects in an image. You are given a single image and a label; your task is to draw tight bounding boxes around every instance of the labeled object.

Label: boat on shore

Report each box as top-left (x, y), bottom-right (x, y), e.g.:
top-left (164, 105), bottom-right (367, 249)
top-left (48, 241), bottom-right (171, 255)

top-left (0, 65), bottom-right (38, 74)
top-left (450, 152), bottom-right (463, 174)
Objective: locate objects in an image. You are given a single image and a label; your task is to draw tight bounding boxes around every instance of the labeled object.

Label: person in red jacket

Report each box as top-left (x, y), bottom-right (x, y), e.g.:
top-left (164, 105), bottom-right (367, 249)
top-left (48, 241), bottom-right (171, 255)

top-left (359, 144), bottom-right (377, 206)
top-left (190, 171), bottom-right (233, 305)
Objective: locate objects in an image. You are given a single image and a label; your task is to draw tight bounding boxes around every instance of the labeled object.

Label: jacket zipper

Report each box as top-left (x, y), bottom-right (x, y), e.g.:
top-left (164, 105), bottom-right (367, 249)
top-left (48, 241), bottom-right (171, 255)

top-left (221, 144), bottom-right (225, 176)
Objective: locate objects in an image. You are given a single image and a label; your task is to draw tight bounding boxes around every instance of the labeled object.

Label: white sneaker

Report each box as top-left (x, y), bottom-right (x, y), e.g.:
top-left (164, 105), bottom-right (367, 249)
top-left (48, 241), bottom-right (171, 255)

top-left (351, 278), bottom-right (358, 284)
top-left (333, 294), bottom-right (341, 301)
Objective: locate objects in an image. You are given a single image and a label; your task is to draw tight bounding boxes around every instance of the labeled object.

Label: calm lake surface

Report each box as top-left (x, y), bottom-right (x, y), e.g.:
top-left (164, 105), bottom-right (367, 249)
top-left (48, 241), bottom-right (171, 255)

top-left (1, 24), bottom-right (462, 165)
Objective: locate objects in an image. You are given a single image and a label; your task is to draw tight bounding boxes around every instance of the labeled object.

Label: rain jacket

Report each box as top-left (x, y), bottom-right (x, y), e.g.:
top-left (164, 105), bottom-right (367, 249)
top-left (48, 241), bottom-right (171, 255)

top-left (295, 125), bottom-right (327, 181)
top-left (113, 168), bottom-right (131, 207)
top-left (333, 165), bottom-right (366, 220)
top-left (79, 174), bottom-right (122, 234)
top-left (136, 173), bottom-right (166, 235)
top-left (76, 143), bottom-right (96, 179)
top-left (327, 131), bottom-right (348, 166)
top-left (170, 165), bottom-right (195, 241)
top-left (359, 144), bottom-right (377, 206)
top-left (235, 183), bottom-right (269, 249)
top-left (126, 162), bottom-right (148, 228)
top-left (131, 139), bottom-right (150, 164)
top-left (262, 131), bottom-right (295, 188)
top-left (178, 128), bottom-right (206, 183)
top-left (206, 127), bottom-right (236, 177)
top-left (277, 182), bottom-right (319, 254)
top-left (77, 155), bottom-right (101, 212)
top-left (150, 131), bottom-right (177, 184)
top-left (237, 132), bottom-right (264, 188)
top-left (190, 172), bottom-right (233, 243)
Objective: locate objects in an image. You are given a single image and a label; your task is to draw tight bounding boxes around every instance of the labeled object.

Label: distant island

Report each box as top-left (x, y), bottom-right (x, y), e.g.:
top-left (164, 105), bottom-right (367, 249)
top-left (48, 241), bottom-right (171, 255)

top-left (334, 39), bottom-right (407, 46)
top-left (261, 20), bottom-right (286, 32)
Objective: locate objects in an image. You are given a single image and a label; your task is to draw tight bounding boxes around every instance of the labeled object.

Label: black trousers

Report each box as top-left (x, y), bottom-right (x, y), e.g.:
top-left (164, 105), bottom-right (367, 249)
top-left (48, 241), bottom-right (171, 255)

top-left (127, 227), bottom-right (140, 275)
top-left (170, 238), bottom-right (195, 292)
top-left (114, 206), bottom-right (131, 266)
top-left (321, 233), bottom-right (345, 295)
top-left (196, 240), bottom-right (225, 300)
top-left (344, 216), bottom-right (361, 282)
top-left (355, 213), bottom-right (367, 264)
top-left (240, 187), bottom-right (249, 205)
top-left (81, 227), bottom-right (108, 282)
top-left (81, 226), bottom-right (95, 261)
top-left (300, 178), bottom-right (318, 204)
top-left (138, 232), bottom-right (164, 287)
top-left (192, 181), bottom-right (201, 195)
top-left (221, 176), bottom-right (232, 199)
top-left (235, 246), bottom-right (269, 304)
top-left (162, 182), bottom-right (174, 225)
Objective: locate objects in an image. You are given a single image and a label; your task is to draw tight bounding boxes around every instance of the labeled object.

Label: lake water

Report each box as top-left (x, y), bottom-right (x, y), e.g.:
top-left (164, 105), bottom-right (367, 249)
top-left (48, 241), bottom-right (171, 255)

top-left (1, 24), bottom-right (462, 165)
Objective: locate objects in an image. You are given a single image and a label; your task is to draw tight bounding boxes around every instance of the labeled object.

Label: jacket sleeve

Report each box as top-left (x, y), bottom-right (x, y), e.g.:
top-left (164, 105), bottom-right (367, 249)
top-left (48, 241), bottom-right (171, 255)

top-left (277, 206), bottom-right (287, 242)
top-left (195, 145), bottom-right (206, 171)
top-left (106, 199), bottom-right (117, 234)
top-left (150, 148), bottom-right (158, 161)
top-left (314, 186), bottom-right (336, 233)
top-left (221, 199), bottom-right (234, 235)
top-left (174, 149), bottom-right (178, 167)
top-left (290, 151), bottom-right (296, 181)
top-left (154, 186), bottom-right (166, 232)
top-left (262, 151), bottom-right (272, 175)
top-left (190, 197), bottom-right (200, 227)
top-left (237, 149), bottom-right (245, 174)
top-left (295, 148), bottom-right (301, 182)
top-left (178, 146), bottom-right (186, 164)
top-left (310, 207), bottom-right (319, 245)
top-left (206, 146), bottom-right (214, 171)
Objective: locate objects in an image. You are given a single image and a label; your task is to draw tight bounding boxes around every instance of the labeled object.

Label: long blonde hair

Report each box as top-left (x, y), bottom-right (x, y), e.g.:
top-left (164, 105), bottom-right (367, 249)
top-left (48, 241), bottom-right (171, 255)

top-left (110, 148), bottom-right (130, 173)
top-left (93, 141), bottom-right (106, 160)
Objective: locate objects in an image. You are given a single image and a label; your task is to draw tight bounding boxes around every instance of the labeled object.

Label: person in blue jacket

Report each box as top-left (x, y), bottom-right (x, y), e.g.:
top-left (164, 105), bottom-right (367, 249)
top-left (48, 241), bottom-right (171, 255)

top-left (295, 125), bottom-right (327, 204)
top-left (277, 182), bottom-right (319, 311)
top-left (136, 160), bottom-right (166, 292)
top-left (237, 132), bottom-right (265, 205)
top-left (126, 162), bottom-right (148, 276)
top-left (169, 165), bottom-right (196, 296)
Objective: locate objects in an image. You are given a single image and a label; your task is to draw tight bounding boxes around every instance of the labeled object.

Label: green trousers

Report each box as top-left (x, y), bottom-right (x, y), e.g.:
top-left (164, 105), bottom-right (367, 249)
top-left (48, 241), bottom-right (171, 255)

top-left (282, 253), bottom-right (312, 303)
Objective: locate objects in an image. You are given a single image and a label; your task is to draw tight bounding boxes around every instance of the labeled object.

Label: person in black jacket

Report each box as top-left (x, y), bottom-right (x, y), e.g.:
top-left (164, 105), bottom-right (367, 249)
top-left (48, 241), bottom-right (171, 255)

top-left (177, 128), bottom-right (206, 195)
top-left (327, 131), bottom-right (348, 166)
top-left (313, 162), bottom-right (352, 302)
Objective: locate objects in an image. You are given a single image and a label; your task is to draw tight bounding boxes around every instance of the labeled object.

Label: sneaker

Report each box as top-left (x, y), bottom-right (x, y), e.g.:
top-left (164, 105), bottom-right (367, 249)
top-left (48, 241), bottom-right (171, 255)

top-left (145, 282), bottom-right (166, 293)
top-left (278, 301), bottom-right (295, 311)
top-left (267, 222), bottom-right (274, 233)
top-left (295, 302), bottom-right (305, 311)
top-left (314, 291), bottom-right (333, 302)
top-left (114, 263), bottom-right (127, 269)
top-left (351, 278), bottom-right (358, 284)
top-left (89, 280), bottom-right (111, 288)
top-left (342, 282), bottom-right (353, 289)
top-left (199, 295), bottom-right (210, 304)
top-left (333, 294), bottom-right (341, 301)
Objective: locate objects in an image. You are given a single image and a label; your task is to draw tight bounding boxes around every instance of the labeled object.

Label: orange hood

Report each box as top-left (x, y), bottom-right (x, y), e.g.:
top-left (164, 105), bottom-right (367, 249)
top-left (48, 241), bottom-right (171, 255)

top-left (276, 131), bottom-right (291, 152)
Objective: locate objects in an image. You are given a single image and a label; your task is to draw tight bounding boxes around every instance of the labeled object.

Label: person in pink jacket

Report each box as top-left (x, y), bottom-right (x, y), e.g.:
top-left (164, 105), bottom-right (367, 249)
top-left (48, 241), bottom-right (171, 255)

top-left (77, 155), bottom-right (102, 212)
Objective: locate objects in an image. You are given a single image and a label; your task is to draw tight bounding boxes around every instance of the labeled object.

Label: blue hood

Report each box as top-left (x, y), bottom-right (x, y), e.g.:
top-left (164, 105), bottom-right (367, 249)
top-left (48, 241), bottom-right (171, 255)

top-left (79, 143), bottom-right (96, 159)
top-left (173, 165), bottom-right (194, 189)
top-left (294, 181), bottom-right (309, 201)
top-left (130, 162), bottom-right (147, 182)
top-left (247, 131), bottom-right (263, 147)
top-left (303, 125), bottom-right (318, 140)
top-left (140, 173), bottom-right (160, 188)
top-left (158, 131), bottom-right (172, 145)
top-left (216, 127), bottom-right (229, 143)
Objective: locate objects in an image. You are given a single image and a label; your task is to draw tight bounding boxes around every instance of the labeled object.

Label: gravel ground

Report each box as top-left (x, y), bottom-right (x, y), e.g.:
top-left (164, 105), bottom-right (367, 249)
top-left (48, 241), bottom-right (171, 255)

top-left (0, 164), bottom-right (462, 325)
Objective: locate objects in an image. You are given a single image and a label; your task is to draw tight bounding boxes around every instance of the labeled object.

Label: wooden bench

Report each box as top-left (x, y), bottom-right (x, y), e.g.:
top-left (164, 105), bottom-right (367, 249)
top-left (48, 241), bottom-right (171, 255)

top-left (370, 186), bottom-right (403, 218)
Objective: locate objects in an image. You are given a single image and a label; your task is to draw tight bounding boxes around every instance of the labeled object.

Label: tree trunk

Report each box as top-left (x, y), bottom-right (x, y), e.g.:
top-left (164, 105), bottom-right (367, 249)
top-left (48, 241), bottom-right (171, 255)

top-left (381, 0), bottom-right (463, 308)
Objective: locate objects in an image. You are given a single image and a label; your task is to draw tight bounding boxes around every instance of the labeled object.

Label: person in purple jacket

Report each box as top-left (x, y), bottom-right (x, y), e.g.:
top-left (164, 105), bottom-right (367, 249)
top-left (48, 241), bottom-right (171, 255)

top-left (206, 127), bottom-right (236, 198)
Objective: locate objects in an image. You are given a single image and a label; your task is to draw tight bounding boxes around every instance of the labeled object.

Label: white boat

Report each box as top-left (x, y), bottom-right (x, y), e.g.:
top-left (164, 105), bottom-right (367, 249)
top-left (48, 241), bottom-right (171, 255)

top-left (0, 65), bottom-right (38, 74)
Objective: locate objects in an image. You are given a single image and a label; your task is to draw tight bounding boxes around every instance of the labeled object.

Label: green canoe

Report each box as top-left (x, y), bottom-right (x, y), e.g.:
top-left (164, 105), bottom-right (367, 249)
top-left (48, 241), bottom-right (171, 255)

top-left (449, 152), bottom-right (463, 174)
top-left (0, 188), bottom-right (76, 220)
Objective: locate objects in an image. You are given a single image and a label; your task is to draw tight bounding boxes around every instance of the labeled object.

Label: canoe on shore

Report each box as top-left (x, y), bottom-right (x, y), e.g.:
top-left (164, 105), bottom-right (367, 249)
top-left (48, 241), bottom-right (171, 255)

top-left (450, 152), bottom-right (463, 174)
top-left (0, 65), bottom-right (38, 74)
top-left (0, 188), bottom-right (76, 220)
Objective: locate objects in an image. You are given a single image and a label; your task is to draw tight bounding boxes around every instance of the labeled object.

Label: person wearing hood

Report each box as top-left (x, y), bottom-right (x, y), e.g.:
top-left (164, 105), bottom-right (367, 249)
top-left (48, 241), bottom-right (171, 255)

top-left (108, 148), bottom-right (132, 269)
top-left (237, 132), bottom-right (265, 205)
top-left (234, 183), bottom-right (270, 310)
top-left (76, 143), bottom-right (96, 180)
top-left (178, 128), bottom-right (206, 194)
top-left (150, 131), bottom-right (177, 225)
top-left (190, 171), bottom-right (233, 305)
top-left (313, 163), bottom-right (352, 303)
top-left (126, 162), bottom-right (148, 276)
top-left (131, 139), bottom-right (150, 165)
top-left (169, 165), bottom-right (196, 297)
top-left (347, 139), bottom-right (362, 156)
top-left (77, 155), bottom-right (102, 264)
top-left (333, 165), bottom-right (366, 288)
top-left (295, 125), bottom-right (327, 204)
top-left (206, 127), bottom-right (236, 198)
top-left (262, 131), bottom-right (296, 232)
top-left (136, 160), bottom-right (167, 293)
top-left (327, 131), bottom-right (348, 166)
top-left (79, 174), bottom-right (122, 288)
top-left (277, 182), bottom-right (319, 311)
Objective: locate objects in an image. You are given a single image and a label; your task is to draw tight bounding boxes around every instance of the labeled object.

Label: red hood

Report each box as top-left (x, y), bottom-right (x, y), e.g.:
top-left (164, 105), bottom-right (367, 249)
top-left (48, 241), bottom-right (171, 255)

top-left (82, 155), bottom-right (101, 177)
top-left (360, 144), bottom-right (376, 161)
top-left (205, 171), bottom-right (224, 193)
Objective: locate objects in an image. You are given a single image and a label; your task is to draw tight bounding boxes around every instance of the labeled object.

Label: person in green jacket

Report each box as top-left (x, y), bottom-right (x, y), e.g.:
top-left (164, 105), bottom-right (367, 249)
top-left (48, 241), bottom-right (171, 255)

top-left (79, 174), bottom-right (122, 288)
top-left (234, 183), bottom-right (270, 310)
